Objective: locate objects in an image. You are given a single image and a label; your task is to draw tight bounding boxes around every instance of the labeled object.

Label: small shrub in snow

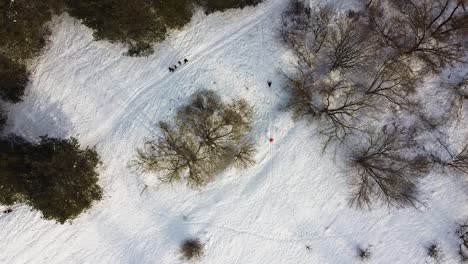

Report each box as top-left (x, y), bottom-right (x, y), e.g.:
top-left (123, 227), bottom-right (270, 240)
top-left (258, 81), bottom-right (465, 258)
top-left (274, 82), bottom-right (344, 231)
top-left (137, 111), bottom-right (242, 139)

top-left (357, 245), bottom-right (371, 261)
top-left (365, 0), bottom-right (467, 72)
top-left (427, 242), bottom-right (442, 262)
top-left (180, 238), bottom-right (204, 260)
top-left (0, 135), bottom-right (103, 223)
top-left (134, 89), bottom-right (256, 188)
top-left (64, 0), bottom-right (263, 56)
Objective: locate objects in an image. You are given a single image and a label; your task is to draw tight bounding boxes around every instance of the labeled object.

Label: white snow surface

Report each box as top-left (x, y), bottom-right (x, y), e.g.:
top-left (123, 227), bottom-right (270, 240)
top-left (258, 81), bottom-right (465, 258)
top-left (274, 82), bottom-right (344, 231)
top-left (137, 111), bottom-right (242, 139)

top-left (1, 0), bottom-right (468, 263)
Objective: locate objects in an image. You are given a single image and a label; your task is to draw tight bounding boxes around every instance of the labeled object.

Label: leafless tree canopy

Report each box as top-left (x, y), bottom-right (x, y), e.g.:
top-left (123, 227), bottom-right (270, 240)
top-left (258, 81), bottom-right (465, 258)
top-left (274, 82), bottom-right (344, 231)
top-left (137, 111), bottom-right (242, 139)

top-left (324, 18), bottom-right (377, 72)
top-left (285, 70), bottom-right (370, 144)
top-left (347, 131), bottom-right (430, 209)
top-left (180, 238), bottom-right (204, 260)
top-left (365, 0), bottom-right (468, 70)
top-left (281, 2), bottom-right (331, 66)
top-left (443, 74), bottom-right (468, 117)
top-left (431, 137), bottom-right (468, 179)
top-left (281, 0), bottom-right (467, 209)
top-left (133, 90), bottom-right (256, 188)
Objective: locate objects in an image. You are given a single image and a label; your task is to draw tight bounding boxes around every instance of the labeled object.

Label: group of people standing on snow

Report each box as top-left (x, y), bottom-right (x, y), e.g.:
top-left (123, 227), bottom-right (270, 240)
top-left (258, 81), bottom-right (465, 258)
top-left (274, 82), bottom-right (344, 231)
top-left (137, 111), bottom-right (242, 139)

top-left (169, 58), bottom-right (189, 72)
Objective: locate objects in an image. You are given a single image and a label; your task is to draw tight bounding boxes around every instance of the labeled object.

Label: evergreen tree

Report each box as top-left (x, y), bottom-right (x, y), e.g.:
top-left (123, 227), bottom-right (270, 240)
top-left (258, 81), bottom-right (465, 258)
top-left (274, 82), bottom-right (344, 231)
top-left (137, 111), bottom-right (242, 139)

top-left (0, 55), bottom-right (29, 103)
top-left (0, 135), bottom-right (32, 205)
top-left (65, 0), bottom-right (193, 55)
top-left (0, 136), bottom-right (103, 223)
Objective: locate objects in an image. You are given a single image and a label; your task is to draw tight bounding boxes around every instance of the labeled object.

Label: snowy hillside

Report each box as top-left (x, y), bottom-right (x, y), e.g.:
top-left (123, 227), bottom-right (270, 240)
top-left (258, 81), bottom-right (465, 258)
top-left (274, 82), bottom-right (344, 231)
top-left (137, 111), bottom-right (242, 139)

top-left (1, 0), bottom-right (467, 263)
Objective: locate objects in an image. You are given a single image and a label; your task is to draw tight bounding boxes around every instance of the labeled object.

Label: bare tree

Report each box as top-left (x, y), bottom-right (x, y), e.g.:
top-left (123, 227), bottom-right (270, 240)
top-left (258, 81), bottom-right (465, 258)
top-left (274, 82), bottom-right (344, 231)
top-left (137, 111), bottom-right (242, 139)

top-left (285, 70), bottom-right (371, 146)
top-left (365, 0), bottom-right (468, 71)
top-left (427, 241), bottom-right (443, 263)
top-left (432, 138), bottom-right (468, 179)
top-left (358, 56), bottom-right (420, 107)
top-left (180, 238), bottom-right (204, 260)
top-left (280, 1), bottom-right (333, 67)
top-left (347, 130), bottom-right (430, 209)
top-left (133, 90), bottom-right (256, 188)
top-left (357, 245), bottom-right (372, 261)
top-left (324, 18), bottom-right (377, 72)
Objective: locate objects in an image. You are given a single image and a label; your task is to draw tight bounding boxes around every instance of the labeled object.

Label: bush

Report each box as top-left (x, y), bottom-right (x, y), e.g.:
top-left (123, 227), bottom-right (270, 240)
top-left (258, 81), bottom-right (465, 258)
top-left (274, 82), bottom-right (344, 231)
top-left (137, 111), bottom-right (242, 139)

top-left (0, 55), bottom-right (29, 103)
top-left (180, 238), bottom-right (204, 260)
top-left (357, 245), bottom-right (371, 261)
top-left (134, 90), bottom-right (256, 187)
top-left (0, 135), bottom-right (102, 223)
top-left (427, 242), bottom-right (442, 262)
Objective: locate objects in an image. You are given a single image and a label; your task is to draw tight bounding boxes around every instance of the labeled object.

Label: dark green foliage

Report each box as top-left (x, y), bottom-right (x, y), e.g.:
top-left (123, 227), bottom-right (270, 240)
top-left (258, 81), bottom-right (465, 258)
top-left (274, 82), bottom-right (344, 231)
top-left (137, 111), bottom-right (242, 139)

top-left (134, 90), bottom-right (256, 187)
top-left (197, 0), bottom-right (263, 13)
top-left (0, 0), bottom-right (62, 62)
top-left (65, 0), bottom-right (193, 55)
top-left (0, 135), bottom-right (32, 205)
top-left (0, 135), bottom-right (102, 223)
top-left (0, 55), bottom-right (28, 103)
top-left (180, 238), bottom-right (204, 260)
top-left (0, 110), bottom-right (6, 132)
top-left (281, 0), bottom-right (467, 210)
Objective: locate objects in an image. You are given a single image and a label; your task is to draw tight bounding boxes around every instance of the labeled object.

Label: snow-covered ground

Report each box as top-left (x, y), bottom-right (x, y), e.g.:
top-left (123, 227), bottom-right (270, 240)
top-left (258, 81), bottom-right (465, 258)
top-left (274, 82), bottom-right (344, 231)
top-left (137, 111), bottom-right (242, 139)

top-left (1, 0), bottom-right (467, 263)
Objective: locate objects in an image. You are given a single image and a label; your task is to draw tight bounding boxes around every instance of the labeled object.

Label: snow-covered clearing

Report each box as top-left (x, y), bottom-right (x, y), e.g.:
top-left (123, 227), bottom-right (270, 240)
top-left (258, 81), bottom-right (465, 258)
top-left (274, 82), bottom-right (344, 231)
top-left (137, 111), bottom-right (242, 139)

top-left (1, 0), bottom-right (467, 263)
